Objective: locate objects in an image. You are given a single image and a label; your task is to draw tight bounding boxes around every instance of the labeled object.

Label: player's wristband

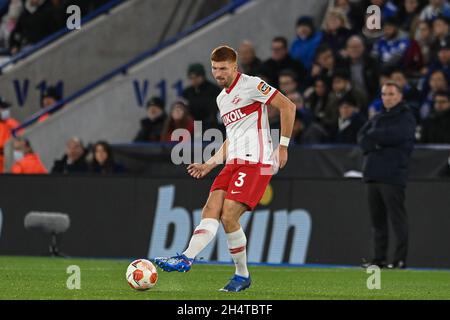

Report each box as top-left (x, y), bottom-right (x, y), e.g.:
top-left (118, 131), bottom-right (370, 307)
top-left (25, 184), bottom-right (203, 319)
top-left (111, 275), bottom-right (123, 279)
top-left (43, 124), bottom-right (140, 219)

top-left (280, 136), bottom-right (290, 147)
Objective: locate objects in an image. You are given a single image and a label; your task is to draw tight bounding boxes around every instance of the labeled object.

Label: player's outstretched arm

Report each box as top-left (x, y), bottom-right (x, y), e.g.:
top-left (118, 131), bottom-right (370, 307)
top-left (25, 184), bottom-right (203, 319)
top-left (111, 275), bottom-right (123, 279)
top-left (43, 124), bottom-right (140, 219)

top-left (269, 92), bottom-right (296, 169)
top-left (187, 139), bottom-right (228, 179)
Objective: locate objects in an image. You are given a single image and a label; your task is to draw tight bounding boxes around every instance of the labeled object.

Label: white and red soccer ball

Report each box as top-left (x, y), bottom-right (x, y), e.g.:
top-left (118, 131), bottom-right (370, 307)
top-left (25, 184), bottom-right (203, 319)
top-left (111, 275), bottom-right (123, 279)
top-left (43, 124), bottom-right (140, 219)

top-left (126, 259), bottom-right (158, 290)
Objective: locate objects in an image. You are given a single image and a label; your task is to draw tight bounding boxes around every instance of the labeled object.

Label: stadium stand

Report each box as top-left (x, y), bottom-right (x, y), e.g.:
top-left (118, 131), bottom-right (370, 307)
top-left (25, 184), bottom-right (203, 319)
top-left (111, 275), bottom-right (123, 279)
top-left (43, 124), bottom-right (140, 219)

top-left (1, 0), bottom-right (450, 174)
top-left (3, 0), bottom-right (329, 170)
top-left (0, 0), bottom-right (230, 121)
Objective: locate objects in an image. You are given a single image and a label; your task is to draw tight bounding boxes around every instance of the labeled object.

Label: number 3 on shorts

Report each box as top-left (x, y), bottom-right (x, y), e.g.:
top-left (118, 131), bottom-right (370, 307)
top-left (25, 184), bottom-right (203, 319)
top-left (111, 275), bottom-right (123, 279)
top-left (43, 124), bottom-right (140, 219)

top-left (235, 172), bottom-right (247, 187)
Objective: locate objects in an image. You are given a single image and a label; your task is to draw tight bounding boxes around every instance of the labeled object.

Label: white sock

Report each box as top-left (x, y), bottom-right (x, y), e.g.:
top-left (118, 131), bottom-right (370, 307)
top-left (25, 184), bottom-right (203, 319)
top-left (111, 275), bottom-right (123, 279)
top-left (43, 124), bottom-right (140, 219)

top-left (183, 218), bottom-right (219, 259)
top-left (226, 227), bottom-right (249, 278)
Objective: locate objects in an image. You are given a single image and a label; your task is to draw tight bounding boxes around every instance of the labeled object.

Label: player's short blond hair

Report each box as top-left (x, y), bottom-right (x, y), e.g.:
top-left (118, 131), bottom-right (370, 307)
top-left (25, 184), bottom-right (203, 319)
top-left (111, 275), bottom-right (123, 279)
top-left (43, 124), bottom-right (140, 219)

top-left (210, 45), bottom-right (237, 63)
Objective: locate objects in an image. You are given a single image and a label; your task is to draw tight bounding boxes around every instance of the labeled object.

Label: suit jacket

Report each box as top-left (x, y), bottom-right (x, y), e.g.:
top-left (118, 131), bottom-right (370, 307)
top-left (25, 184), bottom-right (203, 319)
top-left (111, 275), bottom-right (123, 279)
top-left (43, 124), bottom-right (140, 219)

top-left (358, 102), bottom-right (416, 186)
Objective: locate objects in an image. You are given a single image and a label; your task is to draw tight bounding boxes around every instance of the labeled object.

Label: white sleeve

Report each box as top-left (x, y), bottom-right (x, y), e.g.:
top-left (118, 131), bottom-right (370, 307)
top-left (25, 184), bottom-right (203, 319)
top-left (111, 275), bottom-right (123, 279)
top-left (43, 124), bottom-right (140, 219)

top-left (246, 76), bottom-right (279, 105)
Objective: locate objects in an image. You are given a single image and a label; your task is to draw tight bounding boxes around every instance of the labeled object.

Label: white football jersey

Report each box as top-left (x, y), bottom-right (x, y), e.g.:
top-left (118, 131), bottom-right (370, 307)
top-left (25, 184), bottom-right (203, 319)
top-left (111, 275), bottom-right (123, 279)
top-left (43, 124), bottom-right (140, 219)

top-left (216, 73), bottom-right (279, 165)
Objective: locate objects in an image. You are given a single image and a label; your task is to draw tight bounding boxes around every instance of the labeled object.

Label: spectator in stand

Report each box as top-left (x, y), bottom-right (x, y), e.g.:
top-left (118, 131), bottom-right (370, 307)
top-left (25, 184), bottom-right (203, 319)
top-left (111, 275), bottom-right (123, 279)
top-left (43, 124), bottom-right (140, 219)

top-left (342, 35), bottom-right (380, 101)
top-left (390, 68), bottom-right (422, 119)
top-left (360, 12), bottom-right (384, 52)
top-left (133, 96), bottom-right (167, 142)
top-left (368, 0), bottom-right (399, 21)
top-left (8, 0), bottom-right (54, 54)
top-left (304, 76), bottom-right (330, 121)
top-left (320, 8), bottom-right (353, 56)
top-left (0, 0), bottom-right (23, 55)
top-left (260, 36), bottom-right (307, 88)
top-left (287, 91), bottom-right (304, 111)
top-left (374, 15), bottom-right (424, 75)
top-left (182, 63), bottom-right (221, 130)
top-left (399, 0), bottom-right (423, 37)
top-left (310, 44), bottom-right (345, 88)
top-left (47, 0), bottom-right (69, 31)
top-left (7, 0), bottom-right (110, 56)
top-left (420, 69), bottom-right (449, 119)
top-left (420, 90), bottom-right (450, 143)
top-left (0, 96), bottom-right (20, 173)
top-left (287, 91), bottom-right (316, 136)
top-left (371, 17), bottom-right (411, 69)
top-left (89, 141), bottom-right (125, 174)
top-left (238, 40), bottom-right (261, 76)
top-left (287, 91), bottom-right (313, 120)
top-left (323, 70), bottom-right (367, 132)
top-left (329, 0), bottom-right (365, 32)
top-left (11, 137), bottom-right (47, 174)
top-left (429, 15), bottom-right (450, 61)
top-left (415, 20), bottom-right (434, 66)
top-left (419, 41), bottom-right (450, 103)
top-left (289, 16), bottom-right (323, 71)
top-left (405, 39), bottom-right (425, 76)
top-left (161, 99), bottom-right (194, 142)
top-left (333, 97), bottom-right (367, 144)
top-left (51, 137), bottom-right (89, 173)
top-left (38, 86), bottom-right (62, 123)
top-left (419, 0), bottom-right (450, 22)
top-left (271, 94), bottom-right (322, 143)
top-left (278, 69), bottom-right (303, 95)
top-left (0, 96), bottom-right (19, 129)
top-left (292, 110), bottom-right (330, 144)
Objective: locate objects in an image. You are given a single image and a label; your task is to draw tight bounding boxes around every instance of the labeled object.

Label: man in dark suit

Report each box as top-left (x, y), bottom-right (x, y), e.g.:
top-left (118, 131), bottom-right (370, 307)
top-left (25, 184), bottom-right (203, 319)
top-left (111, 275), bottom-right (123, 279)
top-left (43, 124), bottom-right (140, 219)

top-left (358, 81), bottom-right (416, 269)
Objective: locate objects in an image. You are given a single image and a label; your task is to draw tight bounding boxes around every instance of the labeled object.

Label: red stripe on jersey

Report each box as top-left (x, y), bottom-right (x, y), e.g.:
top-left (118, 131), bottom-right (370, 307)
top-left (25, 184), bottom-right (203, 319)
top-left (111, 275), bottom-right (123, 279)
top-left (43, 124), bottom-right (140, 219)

top-left (221, 101), bottom-right (261, 127)
top-left (229, 246), bottom-right (246, 254)
top-left (257, 107), bottom-right (264, 163)
top-left (225, 72), bottom-right (242, 94)
top-left (266, 89), bottom-right (279, 105)
top-left (193, 229), bottom-right (208, 235)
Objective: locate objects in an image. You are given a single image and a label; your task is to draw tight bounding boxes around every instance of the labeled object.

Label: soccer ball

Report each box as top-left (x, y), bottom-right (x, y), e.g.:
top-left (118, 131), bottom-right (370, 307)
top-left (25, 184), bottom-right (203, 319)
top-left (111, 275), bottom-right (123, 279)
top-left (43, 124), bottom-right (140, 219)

top-left (126, 259), bottom-right (158, 290)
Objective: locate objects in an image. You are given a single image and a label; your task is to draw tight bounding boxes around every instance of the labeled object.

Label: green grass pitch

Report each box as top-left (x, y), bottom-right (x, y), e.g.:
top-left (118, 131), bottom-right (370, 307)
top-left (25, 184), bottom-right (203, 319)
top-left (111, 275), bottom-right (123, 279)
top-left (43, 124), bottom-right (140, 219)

top-left (0, 256), bottom-right (449, 300)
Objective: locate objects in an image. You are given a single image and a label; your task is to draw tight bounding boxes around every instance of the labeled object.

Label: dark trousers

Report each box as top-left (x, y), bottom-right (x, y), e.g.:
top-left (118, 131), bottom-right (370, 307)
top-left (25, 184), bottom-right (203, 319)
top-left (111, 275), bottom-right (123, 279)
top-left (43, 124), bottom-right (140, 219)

top-left (367, 183), bottom-right (409, 263)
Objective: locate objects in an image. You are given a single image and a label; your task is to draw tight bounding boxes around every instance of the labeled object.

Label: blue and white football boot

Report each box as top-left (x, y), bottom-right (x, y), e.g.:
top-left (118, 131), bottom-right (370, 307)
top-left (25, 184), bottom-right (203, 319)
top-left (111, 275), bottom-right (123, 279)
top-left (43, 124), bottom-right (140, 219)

top-left (219, 274), bottom-right (251, 292)
top-left (153, 253), bottom-right (193, 272)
